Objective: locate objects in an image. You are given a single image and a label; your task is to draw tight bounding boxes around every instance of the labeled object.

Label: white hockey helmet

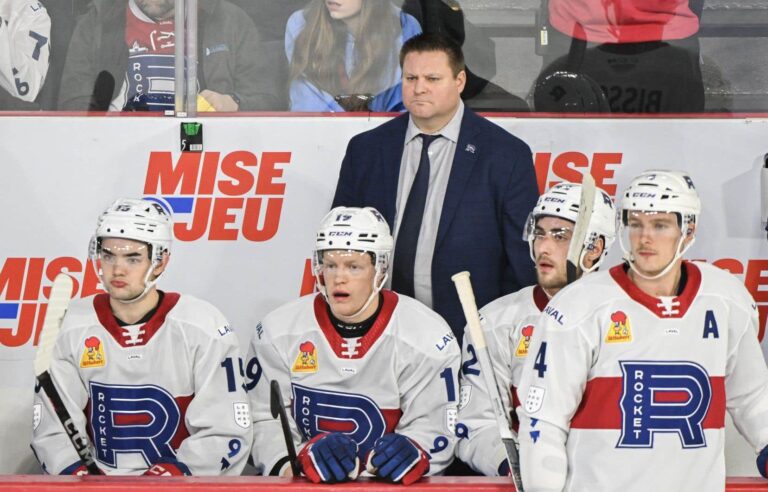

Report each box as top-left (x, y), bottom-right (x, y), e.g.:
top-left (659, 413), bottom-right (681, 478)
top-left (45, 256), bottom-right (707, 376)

top-left (88, 198), bottom-right (173, 303)
top-left (313, 207), bottom-right (393, 319)
top-left (524, 182), bottom-right (616, 273)
top-left (618, 169), bottom-right (701, 279)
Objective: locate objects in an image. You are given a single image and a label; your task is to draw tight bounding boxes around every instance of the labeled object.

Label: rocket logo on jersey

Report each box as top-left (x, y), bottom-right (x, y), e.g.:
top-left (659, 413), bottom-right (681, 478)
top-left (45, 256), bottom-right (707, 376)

top-left (292, 341), bottom-right (318, 373)
top-left (80, 336), bottom-right (106, 368)
top-left (618, 361), bottom-right (712, 448)
top-left (515, 325), bottom-right (535, 357)
top-left (292, 384), bottom-right (399, 455)
top-left (89, 382), bottom-right (191, 468)
top-left (606, 311), bottom-right (632, 343)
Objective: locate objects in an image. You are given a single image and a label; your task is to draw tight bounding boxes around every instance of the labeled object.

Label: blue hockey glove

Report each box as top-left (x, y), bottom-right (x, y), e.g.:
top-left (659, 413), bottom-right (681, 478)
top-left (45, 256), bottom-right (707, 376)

top-left (297, 433), bottom-right (359, 483)
top-left (757, 444), bottom-right (768, 478)
top-left (498, 458), bottom-right (511, 476)
top-left (365, 433), bottom-right (430, 485)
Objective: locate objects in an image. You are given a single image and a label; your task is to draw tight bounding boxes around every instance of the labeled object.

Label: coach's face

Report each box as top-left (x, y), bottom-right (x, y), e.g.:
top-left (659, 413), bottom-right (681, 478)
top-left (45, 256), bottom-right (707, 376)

top-left (402, 50), bottom-right (466, 134)
top-left (136, 0), bottom-right (175, 21)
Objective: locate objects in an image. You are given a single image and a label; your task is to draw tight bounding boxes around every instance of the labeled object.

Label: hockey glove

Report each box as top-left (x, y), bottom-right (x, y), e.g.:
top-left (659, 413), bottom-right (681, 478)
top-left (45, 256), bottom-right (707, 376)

top-left (365, 433), bottom-right (430, 485)
top-left (757, 444), bottom-right (768, 478)
top-left (60, 462), bottom-right (89, 475)
top-left (498, 458), bottom-right (511, 476)
top-left (297, 433), bottom-right (360, 483)
top-left (144, 457), bottom-right (191, 476)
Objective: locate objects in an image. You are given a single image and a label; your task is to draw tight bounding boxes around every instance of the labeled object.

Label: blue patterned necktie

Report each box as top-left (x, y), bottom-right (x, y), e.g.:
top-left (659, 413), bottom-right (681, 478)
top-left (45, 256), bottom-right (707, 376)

top-left (392, 134), bottom-right (441, 298)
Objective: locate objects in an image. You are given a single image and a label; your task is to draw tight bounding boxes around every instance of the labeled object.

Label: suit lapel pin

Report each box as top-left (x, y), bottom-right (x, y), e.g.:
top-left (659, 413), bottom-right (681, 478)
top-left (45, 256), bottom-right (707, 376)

top-left (465, 144), bottom-right (476, 154)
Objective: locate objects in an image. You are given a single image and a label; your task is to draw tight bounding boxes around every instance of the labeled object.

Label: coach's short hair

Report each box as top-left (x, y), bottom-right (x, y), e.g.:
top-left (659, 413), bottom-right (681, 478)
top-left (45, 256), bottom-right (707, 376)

top-left (399, 33), bottom-right (466, 77)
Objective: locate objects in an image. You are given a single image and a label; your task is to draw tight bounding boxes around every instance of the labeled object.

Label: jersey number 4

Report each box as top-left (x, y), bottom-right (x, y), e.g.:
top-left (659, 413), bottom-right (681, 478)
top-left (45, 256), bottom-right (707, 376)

top-left (533, 342), bottom-right (548, 378)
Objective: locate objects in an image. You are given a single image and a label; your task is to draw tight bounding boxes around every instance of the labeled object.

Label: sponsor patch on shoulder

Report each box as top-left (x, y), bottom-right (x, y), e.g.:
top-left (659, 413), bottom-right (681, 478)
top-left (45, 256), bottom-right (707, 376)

top-left (233, 402), bottom-right (250, 429)
top-left (605, 311), bottom-right (632, 343)
top-left (80, 336), bottom-right (106, 368)
top-left (525, 385), bottom-right (546, 414)
top-left (514, 325), bottom-right (535, 358)
top-left (292, 341), bottom-right (318, 372)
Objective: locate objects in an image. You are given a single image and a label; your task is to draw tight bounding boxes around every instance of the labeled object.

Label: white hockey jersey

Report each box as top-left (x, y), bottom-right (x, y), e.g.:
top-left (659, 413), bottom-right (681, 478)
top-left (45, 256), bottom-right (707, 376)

top-left (456, 285), bottom-right (549, 476)
top-left (0, 0), bottom-right (50, 101)
top-left (31, 292), bottom-right (253, 476)
top-left (249, 291), bottom-right (460, 476)
top-left (518, 262), bottom-right (768, 492)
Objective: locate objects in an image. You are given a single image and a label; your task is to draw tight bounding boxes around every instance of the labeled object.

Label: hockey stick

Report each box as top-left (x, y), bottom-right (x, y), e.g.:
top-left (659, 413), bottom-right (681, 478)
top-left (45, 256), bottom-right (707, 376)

top-left (566, 172), bottom-right (596, 284)
top-left (270, 379), bottom-right (300, 476)
top-left (452, 271), bottom-right (523, 491)
top-left (34, 273), bottom-right (103, 475)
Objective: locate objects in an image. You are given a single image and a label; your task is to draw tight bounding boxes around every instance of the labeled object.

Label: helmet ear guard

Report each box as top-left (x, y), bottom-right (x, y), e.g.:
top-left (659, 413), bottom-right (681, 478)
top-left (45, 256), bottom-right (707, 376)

top-left (617, 170), bottom-right (701, 280)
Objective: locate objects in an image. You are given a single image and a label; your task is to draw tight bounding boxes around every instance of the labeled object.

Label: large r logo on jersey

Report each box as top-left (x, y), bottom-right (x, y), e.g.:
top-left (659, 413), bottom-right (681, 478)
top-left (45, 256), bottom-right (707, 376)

top-left (89, 382), bottom-right (183, 467)
top-left (618, 361), bottom-right (711, 448)
top-left (293, 384), bottom-right (396, 454)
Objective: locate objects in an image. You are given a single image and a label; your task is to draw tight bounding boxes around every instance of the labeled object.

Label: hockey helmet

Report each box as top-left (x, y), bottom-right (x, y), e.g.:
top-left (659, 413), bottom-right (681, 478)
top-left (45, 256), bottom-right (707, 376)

top-left (618, 170), bottom-right (701, 279)
top-left (88, 198), bottom-right (173, 303)
top-left (524, 182), bottom-right (616, 272)
top-left (313, 207), bottom-right (393, 316)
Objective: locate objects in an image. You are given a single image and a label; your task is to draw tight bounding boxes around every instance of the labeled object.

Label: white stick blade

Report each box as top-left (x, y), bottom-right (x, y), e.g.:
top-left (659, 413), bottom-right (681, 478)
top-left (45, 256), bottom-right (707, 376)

top-left (566, 173), bottom-right (596, 269)
top-left (34, 274), bottom-right (74, 377)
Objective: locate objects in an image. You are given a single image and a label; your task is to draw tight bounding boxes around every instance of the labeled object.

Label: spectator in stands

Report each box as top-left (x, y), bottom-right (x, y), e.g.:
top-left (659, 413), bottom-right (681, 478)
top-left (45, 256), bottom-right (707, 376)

top-left (533, 0), bottom-right (704, 113)
top-left (0, 0), bottom-right (50, 110)
top-left (286, 0), bottom-right (421, 112)
top-left (58, 0), bottom-right (279, 112)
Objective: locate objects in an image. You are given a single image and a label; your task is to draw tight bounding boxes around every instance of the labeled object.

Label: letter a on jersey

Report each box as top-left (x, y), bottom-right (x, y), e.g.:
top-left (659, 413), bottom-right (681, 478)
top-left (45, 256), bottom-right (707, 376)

top-left (80, 336), bottom-right (106, 368)
top-left (292, 341), bottom-right (318, 373)
top-left (606, 311), bottom-right (632, 344)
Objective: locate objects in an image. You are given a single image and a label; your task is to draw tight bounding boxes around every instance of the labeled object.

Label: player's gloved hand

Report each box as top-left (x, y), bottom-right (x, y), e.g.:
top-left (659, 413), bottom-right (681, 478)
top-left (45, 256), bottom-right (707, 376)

top-left (365, 433), bottom-right (430, 485)
top-left (144, 457), bottom-right (191, 476)
top-left (757, 444), bottom-right (768, 478)
top-left (297, 433), bottom-right (360, 483)
top-left (60, 462), bottom-right (88, 475)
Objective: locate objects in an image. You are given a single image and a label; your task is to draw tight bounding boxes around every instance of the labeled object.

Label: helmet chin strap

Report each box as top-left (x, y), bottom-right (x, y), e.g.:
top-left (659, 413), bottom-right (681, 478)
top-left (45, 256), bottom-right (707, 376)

top-left (321, 271), bottom-right (388, 323)
top-left (98, 259), bottom-right (162, 305)
top-left (115, 265), bottom-right (160, 304)
top-left (620, 230), bottom-right (695, 281)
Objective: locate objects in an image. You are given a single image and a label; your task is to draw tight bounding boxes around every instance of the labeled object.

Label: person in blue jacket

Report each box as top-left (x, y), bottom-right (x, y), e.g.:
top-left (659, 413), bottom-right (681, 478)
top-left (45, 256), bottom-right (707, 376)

top-left (285, 0), bottom-right (421, 112)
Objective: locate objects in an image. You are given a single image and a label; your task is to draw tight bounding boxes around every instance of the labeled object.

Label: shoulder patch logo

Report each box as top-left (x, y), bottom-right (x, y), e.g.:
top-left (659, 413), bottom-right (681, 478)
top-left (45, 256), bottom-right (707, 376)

top-left (515, 325), bottom-right (535, 358)
top-left (292, 341), bottom-right (318, 373)
top-left (80, 336), bottom-right (106, 368)
top-left (606, 311), bottom-right (632, 344)
top-left (525, 385), bottom-right (546, 414)
top-left (233, 402), bottom-right (250, 429)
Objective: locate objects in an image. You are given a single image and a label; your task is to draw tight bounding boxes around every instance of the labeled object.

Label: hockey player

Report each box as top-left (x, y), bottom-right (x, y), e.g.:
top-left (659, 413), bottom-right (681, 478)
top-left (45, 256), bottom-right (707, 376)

top-left (249, 206), bottom-right (460, 484)
top-left (518, 170), bottom-right (768, 491)
top-left (31, 198), bottom-right (252, 475)
top-left (456, 182), bottom-right (616, 476)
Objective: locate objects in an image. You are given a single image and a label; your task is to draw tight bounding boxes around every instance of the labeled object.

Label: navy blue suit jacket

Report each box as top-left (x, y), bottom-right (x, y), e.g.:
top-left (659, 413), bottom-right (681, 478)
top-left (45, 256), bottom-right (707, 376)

top-left (332, 109), bottom-right (538, 342)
